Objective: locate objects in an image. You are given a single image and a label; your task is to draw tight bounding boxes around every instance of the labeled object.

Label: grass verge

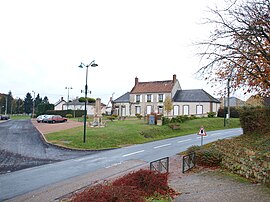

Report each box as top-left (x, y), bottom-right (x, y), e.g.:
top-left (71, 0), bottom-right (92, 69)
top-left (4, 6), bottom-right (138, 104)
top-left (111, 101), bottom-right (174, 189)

top-left (45, 117), bottom-right (240, 150)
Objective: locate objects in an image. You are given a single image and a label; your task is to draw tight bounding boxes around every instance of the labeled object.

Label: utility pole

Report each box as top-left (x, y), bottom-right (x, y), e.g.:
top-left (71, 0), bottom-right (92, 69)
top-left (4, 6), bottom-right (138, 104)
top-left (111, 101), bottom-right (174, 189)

top-left (227, 78), bottom-right (230, 126)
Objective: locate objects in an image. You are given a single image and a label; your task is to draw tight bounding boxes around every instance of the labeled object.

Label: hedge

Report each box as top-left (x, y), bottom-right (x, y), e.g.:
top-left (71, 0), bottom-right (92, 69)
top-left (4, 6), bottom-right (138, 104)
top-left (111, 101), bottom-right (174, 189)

top-left (239, 107), bottom-right (270, 134)
top-left (45, 110), bottom-right (85, 118)
top-left (217, 107), bottom-right (240, 118)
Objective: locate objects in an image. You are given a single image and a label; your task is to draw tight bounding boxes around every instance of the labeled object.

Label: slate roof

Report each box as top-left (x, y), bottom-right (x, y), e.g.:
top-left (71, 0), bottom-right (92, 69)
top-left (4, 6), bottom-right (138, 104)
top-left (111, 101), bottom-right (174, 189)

top-left (113, 92), bottom-right (130, 103)
top-left (173, 89), bottom-right (220, 103)
top-left (130, 80), bottom-right (174, 94)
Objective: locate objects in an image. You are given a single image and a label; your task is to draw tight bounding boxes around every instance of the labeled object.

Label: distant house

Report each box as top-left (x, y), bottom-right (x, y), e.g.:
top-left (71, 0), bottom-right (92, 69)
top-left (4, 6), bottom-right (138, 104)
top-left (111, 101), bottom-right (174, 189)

top-left (219, 97), bottom-right (246, 108)
top-left (54, 97), bottom-right (66, 110)
top-left (113, 74), bottom-right (220, 117)
top-left (57, 98), bottom-right (106, 115)
top-left (246, 95), bottom-right (270, 107)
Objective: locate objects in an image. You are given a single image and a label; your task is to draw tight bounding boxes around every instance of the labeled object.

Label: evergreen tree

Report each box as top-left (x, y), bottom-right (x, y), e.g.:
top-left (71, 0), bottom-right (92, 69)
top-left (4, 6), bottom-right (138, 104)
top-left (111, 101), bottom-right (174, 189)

top-left (24, 92), bottom-right (33, 114)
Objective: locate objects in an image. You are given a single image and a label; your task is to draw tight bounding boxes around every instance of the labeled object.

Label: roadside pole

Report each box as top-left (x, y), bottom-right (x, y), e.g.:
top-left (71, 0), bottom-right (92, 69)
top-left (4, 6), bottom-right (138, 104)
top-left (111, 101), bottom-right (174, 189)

top-left (198, 127), bottom-right (207, 146)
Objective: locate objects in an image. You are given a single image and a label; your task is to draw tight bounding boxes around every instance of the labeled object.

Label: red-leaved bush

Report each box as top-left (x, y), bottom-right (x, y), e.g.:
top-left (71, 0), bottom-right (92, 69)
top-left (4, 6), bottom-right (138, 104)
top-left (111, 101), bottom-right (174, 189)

top-left (112, 169), bottom-right (170, 196)
top-left (71, 169), bottom-right (177, 202)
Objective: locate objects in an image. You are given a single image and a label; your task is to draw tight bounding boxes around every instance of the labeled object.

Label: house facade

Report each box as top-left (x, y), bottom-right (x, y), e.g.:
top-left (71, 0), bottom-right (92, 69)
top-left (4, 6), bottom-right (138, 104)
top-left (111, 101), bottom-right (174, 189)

top-left (113, 75), bottom-right (220, 117)
top-left (55, 98), bottom-right (106, 115)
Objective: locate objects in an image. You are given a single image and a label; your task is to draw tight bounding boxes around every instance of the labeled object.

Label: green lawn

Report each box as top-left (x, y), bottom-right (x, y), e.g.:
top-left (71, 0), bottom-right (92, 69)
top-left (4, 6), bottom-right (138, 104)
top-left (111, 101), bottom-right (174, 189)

top-left (10, 115), bottom-right (31, 120)
top-left (45, 117), bottom-right (240, 150)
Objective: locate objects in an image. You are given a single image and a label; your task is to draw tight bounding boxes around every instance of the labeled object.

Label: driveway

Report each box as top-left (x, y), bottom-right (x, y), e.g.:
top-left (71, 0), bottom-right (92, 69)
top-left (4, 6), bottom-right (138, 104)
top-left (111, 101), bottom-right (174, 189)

top-left (0, 119), bottom-right (96, 174)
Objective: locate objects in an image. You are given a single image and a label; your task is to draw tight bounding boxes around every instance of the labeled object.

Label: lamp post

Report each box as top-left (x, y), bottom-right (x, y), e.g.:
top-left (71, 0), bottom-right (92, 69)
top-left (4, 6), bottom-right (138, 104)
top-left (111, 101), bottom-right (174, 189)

top-left (65, 87), bottom-right (73, 110)
top-left (78, 60), bottom-right (98, 143)
top-left (32, 91), bottom-right (35, 118)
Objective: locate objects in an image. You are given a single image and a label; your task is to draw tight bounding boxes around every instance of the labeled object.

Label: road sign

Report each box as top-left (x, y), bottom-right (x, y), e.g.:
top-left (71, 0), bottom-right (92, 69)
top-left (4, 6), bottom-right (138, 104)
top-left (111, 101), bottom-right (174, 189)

top-left (198, 127), bottom-right (207, 146)
top-left (198, 127), bottom-right (207, 136)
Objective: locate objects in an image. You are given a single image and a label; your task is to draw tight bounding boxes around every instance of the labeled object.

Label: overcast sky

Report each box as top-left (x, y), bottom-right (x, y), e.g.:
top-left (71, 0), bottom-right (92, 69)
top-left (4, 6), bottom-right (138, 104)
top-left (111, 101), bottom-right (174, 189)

top-left (0, 0), bottom-right (248, 104)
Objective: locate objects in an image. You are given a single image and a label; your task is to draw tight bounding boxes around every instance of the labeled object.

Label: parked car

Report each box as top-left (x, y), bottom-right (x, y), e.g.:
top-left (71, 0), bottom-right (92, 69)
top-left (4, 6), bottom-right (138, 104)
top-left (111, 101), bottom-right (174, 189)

top-left (45, 115), bottom-right (67, 123)
top-left (36, 115), bottom-right (49, 123)
top-left (0, 115), bottom-right (10, 120)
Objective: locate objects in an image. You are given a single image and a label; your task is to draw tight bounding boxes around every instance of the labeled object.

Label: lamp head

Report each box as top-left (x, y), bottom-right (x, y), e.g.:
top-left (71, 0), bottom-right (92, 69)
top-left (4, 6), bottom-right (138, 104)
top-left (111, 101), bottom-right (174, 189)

top-left (90, 60), bottom-right (98, 67)
top-left (78, 63), bottom-right (84, 68)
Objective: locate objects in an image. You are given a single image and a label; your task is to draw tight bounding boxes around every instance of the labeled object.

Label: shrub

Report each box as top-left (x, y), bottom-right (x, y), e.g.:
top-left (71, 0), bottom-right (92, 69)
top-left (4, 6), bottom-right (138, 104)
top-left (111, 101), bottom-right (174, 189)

top-left (106, 116), bottom-right (115, 121)
top-left (135, 113), bottom-right (143, 119)
top-left (217, 107), bottom-right (240, 118)
top-left (186, 145), bottom-right (201, 154)
top-left (239, 107), bottom-right (270, 134)
top-left (187, 145), bottom-right (222, 167)
top-left (207, 112), bottom-right (216, 118)
top-left (66, 114), bottom-right (73, 118)
top-left (196, 148), bottom-right (223, 167)
top-left (112, 169), bottom-right (174, 197)
top-left (71, 169), bottom-right (177, 202)
top-left (71, 184), bottom-right (144, 202)
top-left (162, 117), bottom-right (170, 125)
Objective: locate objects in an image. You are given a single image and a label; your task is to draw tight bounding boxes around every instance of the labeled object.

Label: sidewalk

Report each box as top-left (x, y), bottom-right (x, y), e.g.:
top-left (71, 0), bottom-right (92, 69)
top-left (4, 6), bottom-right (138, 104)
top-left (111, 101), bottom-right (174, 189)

top-left (168, 155), bottom-right (270, 202)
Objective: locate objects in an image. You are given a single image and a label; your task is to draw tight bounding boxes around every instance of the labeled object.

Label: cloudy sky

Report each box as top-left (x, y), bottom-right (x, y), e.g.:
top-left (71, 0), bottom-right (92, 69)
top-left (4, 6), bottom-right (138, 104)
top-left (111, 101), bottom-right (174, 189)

top-left (0, 0), bottom-right (247, 104)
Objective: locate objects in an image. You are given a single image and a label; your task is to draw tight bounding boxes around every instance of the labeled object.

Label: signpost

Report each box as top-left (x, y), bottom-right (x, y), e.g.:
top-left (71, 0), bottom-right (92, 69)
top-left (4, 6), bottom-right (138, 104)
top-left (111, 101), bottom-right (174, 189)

top-left (198, 127), bottom-right (207, 146)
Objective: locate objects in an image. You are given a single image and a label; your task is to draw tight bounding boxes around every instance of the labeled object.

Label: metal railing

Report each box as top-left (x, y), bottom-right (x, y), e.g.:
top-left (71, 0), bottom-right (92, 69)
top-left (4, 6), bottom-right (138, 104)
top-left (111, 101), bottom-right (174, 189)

top-left (182, 152), bottom-right (195, 173)
top-left (150, 157), bottom-right (169, 173)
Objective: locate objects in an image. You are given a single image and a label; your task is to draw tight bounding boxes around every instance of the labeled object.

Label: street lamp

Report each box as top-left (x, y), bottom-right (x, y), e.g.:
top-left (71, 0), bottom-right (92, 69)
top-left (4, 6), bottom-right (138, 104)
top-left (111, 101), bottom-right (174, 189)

top-left (65, 87), bottom-right (73, 110)
top-left (32, 90), bottom-right (35, 118)
top-left (78, 60), bottom-right (98, 143)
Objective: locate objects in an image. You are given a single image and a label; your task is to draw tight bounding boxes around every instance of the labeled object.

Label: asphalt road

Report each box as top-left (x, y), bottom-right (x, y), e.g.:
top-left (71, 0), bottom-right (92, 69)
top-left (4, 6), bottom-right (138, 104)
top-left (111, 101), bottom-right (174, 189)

top-left (0, 120), bottom-right (97, 174)
top-left (0, 123), bottom-right (242, 201)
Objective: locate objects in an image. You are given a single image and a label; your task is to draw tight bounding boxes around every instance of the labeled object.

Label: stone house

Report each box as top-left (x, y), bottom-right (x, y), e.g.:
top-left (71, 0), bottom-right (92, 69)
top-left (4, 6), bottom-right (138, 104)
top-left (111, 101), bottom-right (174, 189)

top-left (113, 74), bottom-right (220, 117)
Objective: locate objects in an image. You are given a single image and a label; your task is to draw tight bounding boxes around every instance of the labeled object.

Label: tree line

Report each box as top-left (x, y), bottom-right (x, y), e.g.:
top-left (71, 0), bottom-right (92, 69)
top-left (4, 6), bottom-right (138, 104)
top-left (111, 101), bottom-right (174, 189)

top-left (0, 91), bottom-right (53, 116)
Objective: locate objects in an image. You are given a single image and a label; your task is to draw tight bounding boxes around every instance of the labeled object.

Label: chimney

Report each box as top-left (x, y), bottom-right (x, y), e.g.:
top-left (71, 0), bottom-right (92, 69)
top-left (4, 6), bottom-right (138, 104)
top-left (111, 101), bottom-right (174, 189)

top-left (135, 77), bottom-right (139, 85)
top-left (173, 74), bottom-right (176, 83)
top-left (61, 97), bottom-right (63, 101)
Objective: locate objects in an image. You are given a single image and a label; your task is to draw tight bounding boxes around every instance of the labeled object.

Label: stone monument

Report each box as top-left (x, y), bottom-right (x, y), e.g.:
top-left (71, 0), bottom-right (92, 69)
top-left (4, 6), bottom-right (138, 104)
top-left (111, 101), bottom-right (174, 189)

top-left (93, 98), bottom-right (102, 127)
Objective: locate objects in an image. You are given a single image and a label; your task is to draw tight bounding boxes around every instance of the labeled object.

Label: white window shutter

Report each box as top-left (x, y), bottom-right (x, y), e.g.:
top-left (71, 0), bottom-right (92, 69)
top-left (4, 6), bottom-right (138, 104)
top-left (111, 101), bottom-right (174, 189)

top-left (145, 95), bottom-right (147, 102)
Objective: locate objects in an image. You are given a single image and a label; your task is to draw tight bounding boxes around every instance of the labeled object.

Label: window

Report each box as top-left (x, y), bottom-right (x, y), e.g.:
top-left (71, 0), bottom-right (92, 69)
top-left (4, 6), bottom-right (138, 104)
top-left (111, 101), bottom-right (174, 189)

top-left (136, 95), bottom-right (140, 103)
top-left (196, 105), bottom-right (203, 115)
top-left (158, 106), bottom-right (163, 114)
top-left (158, 94), bottom-right (164, 102)
top-left (147, 94), bottom-right (152, 102)
top-left (135, 106), bottom-right (141, 114)
top-left (173, 105), bottom-right (179, 116)
top-left (146, 105), bottom-right (152, 114)
top-left (183, 105), bottom-right (189, 115)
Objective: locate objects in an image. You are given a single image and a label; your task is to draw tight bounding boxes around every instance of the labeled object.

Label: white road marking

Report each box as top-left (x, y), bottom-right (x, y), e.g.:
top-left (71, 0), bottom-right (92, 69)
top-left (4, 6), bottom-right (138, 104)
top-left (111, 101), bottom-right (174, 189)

top-left (122, 150), bottom-right (145, 157)
top-left (105, 161), bottom-right (123, 168)
top-left (74, 157), bottom-right (106, 162)
top-left (209, 133), bottom-right (222, 136)
top-left (177, 139), bottom-right (192, 143)
top-left (154, 143), bottom-right (171, 149)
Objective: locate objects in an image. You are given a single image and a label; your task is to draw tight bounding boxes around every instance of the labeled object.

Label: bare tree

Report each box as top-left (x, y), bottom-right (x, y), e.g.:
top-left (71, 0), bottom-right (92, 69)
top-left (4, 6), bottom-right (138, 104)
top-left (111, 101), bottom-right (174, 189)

top-left (197, 0), bottom-right (270, 96)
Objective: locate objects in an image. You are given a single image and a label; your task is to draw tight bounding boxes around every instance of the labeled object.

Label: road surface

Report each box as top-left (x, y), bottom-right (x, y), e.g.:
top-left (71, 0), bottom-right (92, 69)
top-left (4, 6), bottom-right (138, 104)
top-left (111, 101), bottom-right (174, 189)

top-left (0, 125), bottom-right (242, 201)
top-left (0, 120), bottom-right (97, 174)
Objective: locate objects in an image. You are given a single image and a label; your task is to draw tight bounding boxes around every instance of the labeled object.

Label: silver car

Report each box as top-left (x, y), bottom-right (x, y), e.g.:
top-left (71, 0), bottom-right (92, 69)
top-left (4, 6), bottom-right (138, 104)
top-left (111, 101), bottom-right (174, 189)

top-left (36, 115), bottom-right (49, 123)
